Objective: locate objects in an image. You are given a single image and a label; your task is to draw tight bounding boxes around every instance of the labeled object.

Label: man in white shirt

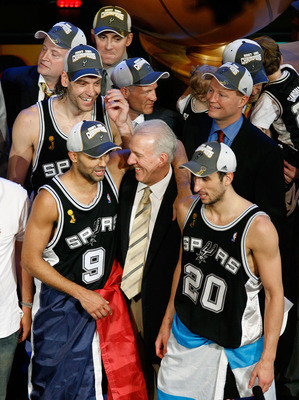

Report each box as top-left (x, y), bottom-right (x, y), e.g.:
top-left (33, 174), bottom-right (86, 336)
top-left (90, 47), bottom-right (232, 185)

top-left (117, 119), bottom-right (184, 399)
top-left (0, 178), bottom-right (32, 400)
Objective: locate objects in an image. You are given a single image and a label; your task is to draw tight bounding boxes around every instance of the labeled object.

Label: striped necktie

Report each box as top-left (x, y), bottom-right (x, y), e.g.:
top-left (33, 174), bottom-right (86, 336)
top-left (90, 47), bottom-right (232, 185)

top-left (121, 187), bottom-right (152, 299)
top-left (41, 82), bottom-right (54, 99)
top-left (216, 129), bottom-right (225, 143)
top-left (101, 69), bottom-right (108, 95)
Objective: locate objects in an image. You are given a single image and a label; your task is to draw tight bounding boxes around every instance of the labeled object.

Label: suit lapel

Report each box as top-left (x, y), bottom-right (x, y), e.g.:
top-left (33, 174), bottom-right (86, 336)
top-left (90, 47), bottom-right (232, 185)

top-left (144, 172), bottom-right (177, 270)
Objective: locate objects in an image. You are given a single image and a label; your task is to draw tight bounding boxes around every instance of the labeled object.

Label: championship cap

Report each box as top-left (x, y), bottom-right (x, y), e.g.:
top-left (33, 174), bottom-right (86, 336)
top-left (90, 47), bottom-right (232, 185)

top-left (63, 45), bottom-right (102, 82)
top-left (35, 22), bottom-right (86, 49)
top-left (67, 120), bottom-right (121, 158)
top-left (222, 39), bottom-right (268, 85)
top-left (111, 57), bottom-right (170, 88)
top-left (93, 6), bottom-right (131, 37)
top-left (179, 142), bottom-right (237, 177)
top-left (202, 62), bottom-right (253, 96)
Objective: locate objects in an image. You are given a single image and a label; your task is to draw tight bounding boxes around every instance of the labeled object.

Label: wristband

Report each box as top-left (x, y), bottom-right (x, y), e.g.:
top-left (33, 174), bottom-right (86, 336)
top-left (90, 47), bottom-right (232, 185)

top-left (21, 301), bottom-right (33, 309)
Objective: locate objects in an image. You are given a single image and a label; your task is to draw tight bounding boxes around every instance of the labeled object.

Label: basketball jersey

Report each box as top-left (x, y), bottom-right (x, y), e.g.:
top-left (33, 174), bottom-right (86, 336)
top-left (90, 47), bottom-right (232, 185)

top-left (31, 96), bottom-right (112, 195)
top-left (41, 171), bottom-right (118, 290)
top-left (175, 197), bottom-right (267, 348)
top-left (180, 95), bottom-right (210, 159)
top-left (264, 66), bottom-right (299, 154)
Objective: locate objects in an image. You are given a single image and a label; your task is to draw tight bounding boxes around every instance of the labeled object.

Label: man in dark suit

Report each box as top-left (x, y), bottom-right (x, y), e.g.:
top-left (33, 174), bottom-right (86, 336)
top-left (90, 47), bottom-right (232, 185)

top-left (184, 62), bottom-right (286, 233)
top-left (117, 119), bottom-right (183, 398)
top-left (110, 57), bottom-right (183, 138)
top-left (1, 21), bottom-right (86, 141)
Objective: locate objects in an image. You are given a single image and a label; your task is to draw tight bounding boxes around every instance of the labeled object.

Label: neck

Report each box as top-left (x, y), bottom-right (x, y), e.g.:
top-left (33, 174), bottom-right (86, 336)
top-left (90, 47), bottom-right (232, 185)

top-left (43, 76), bottom-right (57, 91)
top-left (61, 96), bottom-right (94, 119)
top-left (204, 189), bottom-right (251, 226)
top-left (267, 69), bottom-right (282, 82)
top-left (215, 113), bottom-right (242, 130)
top-left (61, 168), bottom-right (99, 205)
top-left (129, 108), bottom-right (141, 121)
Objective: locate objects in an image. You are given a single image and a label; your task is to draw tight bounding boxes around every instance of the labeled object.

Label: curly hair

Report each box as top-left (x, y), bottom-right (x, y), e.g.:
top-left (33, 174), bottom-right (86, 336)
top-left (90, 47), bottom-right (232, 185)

top-left (254, 36), bottom-right (281, 76)
top-left (189, 64), bottom-right (218, 100)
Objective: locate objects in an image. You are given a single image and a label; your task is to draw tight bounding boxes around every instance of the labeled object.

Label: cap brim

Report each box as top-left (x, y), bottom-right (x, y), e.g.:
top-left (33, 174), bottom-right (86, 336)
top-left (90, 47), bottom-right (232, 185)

top-left (202, 71), bottom-right (237, 92)
top-left (179, 161), bottom-right (215, 177)
top-left (34, 31), bottom-right (69, 49)
top-left (252, 68), bottom-right (268, 85)
top-left (94, 26), bottom-right (127, 38)
top-left (70, 69), bottom-right (102, 82)
top-left (135, 71), bottom-right (170, 86)
top-left (84, 142), bottom-right (121, 158)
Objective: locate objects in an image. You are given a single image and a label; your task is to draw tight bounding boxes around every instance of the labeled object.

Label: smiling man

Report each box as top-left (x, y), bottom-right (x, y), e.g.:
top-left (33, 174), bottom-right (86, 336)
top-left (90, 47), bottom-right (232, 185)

top-left (156, 141), bottom-right (286, 400)
top-left (91, 5), bottom-right (133, 94)
top-left (7, 44), bottom-right (131, 197)
top-left (117, 120), bottom-right (183, 398)
top-left (1, 22), bottom-right (87, 139)
top-left (189, 62), bottom-right (286, 235)
top-left (22, 120), bottom-right (147, 399)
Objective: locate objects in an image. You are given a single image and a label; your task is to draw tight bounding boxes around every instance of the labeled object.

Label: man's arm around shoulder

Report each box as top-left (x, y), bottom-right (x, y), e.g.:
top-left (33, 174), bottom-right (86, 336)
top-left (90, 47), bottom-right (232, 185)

top-left (155, 195), bottom-right (196, 358)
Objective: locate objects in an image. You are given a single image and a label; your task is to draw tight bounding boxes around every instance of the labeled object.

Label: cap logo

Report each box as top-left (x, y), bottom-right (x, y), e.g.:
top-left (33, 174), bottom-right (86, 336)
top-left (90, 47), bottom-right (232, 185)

top-left (228, 63), bottom-right (240, 76)
top-left (86, 124), bottom-right (107, 140)
top-left (240, 52), bottom-right (262, 65)
top-left (60, 23), bottom-right (73, 35)
top-left (197, 144), bottom-right (215, 158)
top-left (101, 9), bottom-right (124, 21)
top-left (196, 166), bottom-right (207, 176)
top-left (133, 58), bottom-right (148, 71)
top-left (72, 50), bottom-right (96, 62)
top-left (108, 17), bottom-right (115, 24)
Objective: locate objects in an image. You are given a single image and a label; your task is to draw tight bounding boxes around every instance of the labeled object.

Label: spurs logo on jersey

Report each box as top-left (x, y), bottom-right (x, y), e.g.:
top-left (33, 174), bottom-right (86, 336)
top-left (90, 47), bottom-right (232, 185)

top-left (195, 241), bottom-right (218, 264)
top-left (65, 215), bottom-right (117, 249)
top-left (183, 236), bottom-right (241, 274)
top-left (175, 200), bottom-right (265, 348)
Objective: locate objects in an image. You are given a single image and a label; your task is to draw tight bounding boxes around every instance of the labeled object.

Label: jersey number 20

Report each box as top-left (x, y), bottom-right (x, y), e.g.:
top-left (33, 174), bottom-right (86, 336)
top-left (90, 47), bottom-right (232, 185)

top-left (183, 263), bottom-right (227, 313)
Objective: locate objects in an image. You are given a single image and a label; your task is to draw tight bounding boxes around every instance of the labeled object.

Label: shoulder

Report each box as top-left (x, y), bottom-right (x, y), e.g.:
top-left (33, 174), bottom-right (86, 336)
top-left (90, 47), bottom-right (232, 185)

top-left (0, 177), bottom-right (28, 199)
top-left (177, 195), bottom-right (198, 229)
top-left (15, 103), bottom-right (39, 124)
top-left (31, 186), bottom-right (58, 218)
top-left (247, 213), bottom-right (278, 249)
top-left (239, 117), bottom-right (278, 149)
top-left (2, 65), bottom-right (37, 82)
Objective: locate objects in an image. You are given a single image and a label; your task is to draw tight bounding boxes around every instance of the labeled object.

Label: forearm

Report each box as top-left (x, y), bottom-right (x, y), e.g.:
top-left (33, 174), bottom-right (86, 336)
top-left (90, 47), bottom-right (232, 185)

top-left (23, 256), bottom-right (87, 301)
top-left (261, 291), bottom-right (284, 363)
top-left (172, 140), bottom-right (191, 198)
top-left (114, 116), bottom-right (132, 149)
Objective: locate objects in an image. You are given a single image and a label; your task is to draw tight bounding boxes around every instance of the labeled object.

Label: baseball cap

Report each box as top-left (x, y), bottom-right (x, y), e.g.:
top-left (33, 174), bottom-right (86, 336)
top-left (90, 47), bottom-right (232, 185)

top-left (63, 45), bottom-right (102, 82)
top-left (93, 6), bottom-right (131, 37)
top-left (222, 39), bottom-right (268, 85)
top-left (35, 22), bottom-right (86, 49)
top-left (202, 62), bottom-right (253, 96)
top-left (111, 57), bottom-right (170, 88)
top-left (179, 142), bottom-right (236, 177)
top-left (67, 120), bottom-right (121, 158)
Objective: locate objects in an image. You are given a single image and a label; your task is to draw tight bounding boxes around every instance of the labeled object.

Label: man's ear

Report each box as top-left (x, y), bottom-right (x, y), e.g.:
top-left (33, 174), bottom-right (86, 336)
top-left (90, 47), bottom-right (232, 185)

top-left (225, 171), bottom-right (234, 186)
top-left (126, 33), bottom-right (133, 47)
top-left (120, 86), bottom-right (129, 99)
top-left (68, 151), bottom-right (77, 163)
top-left (61, 71), bottom-right (69, 88)
top-left (240, 95), bottom-right (249, 108)
top-left (159, 152), bottom-right (169, 167)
